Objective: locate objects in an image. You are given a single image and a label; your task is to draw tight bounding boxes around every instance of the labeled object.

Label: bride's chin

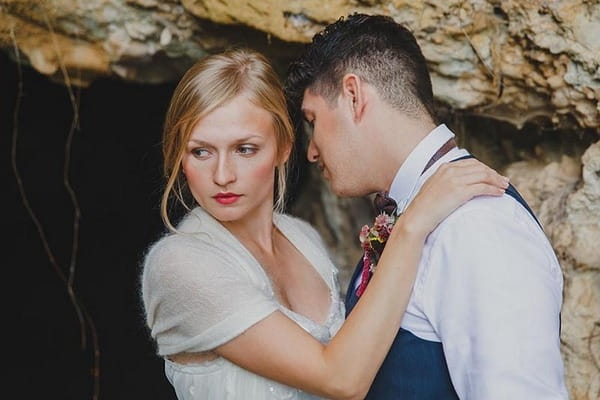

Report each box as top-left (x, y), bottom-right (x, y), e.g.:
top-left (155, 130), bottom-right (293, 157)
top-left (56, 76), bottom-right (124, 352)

top-left (207, 207), bottom-right (244, 223)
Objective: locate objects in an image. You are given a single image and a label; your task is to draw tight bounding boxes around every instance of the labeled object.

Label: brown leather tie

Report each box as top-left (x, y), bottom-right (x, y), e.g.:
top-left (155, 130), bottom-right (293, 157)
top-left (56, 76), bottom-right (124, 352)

top-left (360, 138), bottom-right (459, 297)
top-left (422, 138), bottom-right (457, 174)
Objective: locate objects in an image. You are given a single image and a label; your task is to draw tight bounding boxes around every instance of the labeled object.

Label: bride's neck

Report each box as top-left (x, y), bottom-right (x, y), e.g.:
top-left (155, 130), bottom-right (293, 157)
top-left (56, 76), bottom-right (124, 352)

top-left (222, 209), bottom-right (277, 255)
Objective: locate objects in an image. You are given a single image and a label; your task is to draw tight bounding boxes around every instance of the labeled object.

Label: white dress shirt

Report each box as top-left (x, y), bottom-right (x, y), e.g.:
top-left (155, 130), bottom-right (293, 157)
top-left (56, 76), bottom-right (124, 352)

top-left (357, 124), bottom-right (569, 399)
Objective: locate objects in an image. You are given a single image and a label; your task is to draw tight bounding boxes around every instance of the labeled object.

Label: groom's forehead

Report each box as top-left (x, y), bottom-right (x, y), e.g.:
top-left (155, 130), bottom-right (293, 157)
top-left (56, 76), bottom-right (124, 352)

top-left (301, 90), bottom-right (325, 114)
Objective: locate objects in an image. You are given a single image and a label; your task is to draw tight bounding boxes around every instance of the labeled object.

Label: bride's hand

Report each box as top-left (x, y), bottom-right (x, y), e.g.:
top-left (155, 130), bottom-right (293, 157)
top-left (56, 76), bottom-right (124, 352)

top-left (396, 158), bottom-right (509, 239)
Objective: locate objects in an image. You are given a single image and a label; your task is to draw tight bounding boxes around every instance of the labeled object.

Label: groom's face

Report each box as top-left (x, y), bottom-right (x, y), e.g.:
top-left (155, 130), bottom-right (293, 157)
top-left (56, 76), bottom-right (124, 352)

top-left (301, 89), bottom-right (367, 196)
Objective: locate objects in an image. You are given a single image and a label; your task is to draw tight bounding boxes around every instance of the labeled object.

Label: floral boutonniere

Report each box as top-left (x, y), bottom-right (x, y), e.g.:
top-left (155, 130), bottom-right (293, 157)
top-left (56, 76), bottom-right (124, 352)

top-left (356, 205), bottom-right (399, 297)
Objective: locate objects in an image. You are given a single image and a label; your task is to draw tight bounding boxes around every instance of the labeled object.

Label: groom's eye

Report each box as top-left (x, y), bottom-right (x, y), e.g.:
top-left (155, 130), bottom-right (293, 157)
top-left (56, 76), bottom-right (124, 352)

top-left (302, 119), bottom-right (314, 142)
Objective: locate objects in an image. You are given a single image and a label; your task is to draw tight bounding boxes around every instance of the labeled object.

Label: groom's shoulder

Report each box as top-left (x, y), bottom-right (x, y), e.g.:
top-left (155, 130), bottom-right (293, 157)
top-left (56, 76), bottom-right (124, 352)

top-left (431, 193), bottom-right (536, 239)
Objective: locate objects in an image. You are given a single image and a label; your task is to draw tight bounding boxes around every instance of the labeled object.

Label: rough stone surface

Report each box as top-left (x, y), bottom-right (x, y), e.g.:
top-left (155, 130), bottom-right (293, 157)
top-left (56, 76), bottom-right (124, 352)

top-left (182, 0), bottom-right (600, 131)
top-left (0, 0), bottom-right (300, 85)
top-left (2, 0), bottom-right (599, 129)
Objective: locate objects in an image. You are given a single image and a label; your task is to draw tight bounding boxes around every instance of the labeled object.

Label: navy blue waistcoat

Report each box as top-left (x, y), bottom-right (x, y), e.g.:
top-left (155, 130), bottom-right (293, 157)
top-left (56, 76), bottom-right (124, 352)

top-left (345, 155), bottom-right (542, 399)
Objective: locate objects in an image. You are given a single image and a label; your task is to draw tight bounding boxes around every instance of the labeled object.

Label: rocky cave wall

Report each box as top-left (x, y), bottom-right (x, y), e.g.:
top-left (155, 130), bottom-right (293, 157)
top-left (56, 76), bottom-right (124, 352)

top-left (1, 1), bottom-right (598, 398)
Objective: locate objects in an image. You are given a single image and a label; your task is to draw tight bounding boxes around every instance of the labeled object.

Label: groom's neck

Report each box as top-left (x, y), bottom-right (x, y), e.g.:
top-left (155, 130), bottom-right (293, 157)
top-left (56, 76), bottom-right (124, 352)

top-left (370, 110), bottom-right (437, 190)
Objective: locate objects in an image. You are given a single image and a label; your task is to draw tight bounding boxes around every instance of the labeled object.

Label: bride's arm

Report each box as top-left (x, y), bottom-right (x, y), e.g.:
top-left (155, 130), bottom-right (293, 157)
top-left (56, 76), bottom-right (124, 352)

top-left (213, 158), bottom-right (507, 400)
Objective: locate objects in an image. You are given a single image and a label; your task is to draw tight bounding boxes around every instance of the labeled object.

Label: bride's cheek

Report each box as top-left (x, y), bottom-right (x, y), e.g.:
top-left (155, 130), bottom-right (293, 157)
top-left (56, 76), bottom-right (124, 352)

top-left (249, 158), bottom-right (277, 181)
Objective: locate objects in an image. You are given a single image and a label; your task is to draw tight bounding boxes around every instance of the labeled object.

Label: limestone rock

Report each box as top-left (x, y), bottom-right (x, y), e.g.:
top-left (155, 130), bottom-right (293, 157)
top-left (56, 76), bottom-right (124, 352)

top-left (181, 0), bottom-right (600, 131)
top-left (0, 0), bottom-right (298, 85)
top-left (1, 0), bottom-right (599, 130)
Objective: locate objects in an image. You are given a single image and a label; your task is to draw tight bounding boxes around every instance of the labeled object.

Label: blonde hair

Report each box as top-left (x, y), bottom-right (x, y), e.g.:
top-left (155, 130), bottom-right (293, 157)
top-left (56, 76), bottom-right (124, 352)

top-left (160, 48), bottom-right (294, 231)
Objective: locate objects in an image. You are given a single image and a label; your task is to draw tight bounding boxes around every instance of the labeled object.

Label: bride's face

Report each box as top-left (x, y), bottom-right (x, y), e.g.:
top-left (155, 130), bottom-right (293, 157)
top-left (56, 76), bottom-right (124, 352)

top-left (182, 93), bottom-right (280, 223)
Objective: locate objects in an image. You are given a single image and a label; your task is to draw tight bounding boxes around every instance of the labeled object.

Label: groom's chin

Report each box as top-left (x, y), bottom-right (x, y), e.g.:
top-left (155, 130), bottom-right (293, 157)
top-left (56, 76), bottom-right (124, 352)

top-left (328, 181), bottom-right (367, 198)
top-left (326, 179), bottom-right (346, 196)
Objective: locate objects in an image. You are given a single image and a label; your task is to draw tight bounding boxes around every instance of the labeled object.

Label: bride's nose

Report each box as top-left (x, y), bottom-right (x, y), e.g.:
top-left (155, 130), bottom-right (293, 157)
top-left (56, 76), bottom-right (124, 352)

top-left (214, 155), bottom-right (236, 186)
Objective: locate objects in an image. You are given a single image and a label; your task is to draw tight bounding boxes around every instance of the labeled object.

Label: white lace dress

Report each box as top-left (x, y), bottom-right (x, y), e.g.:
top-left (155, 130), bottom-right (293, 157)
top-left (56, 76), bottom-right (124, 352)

top-left (164, 296), bottom-right (345, 400)
top-left (142, 208), bottom-right (346, 400)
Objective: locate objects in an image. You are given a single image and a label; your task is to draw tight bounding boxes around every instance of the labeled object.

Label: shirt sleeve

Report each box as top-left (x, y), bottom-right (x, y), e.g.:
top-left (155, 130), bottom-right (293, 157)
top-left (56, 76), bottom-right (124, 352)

top-left (141, 235), bottom-right (278, 356)
top-left (424, 203), bottom-right (568, 399)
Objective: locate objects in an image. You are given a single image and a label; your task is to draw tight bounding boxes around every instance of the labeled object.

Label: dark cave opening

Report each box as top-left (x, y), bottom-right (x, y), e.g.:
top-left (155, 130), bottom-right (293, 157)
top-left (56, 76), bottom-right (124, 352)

top-left (3, 49), bottom-right (177, 399)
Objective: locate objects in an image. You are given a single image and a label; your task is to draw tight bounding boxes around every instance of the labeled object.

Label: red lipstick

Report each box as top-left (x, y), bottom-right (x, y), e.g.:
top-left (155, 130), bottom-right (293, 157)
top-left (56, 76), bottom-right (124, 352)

top-left (213, 192), bottom-right (241, 205)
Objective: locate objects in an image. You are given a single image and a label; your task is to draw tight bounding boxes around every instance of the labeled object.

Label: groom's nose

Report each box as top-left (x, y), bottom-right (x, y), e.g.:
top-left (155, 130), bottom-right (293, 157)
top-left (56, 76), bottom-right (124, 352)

top-left (307, 138), bottom-right (319, 163)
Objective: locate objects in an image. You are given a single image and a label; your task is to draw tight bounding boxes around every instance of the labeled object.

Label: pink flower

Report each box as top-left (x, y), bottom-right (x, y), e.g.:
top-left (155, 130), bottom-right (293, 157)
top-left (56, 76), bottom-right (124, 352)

top-left (359, 225), bottom-right (370, 243)
top-left (356, 208), bottom-right (400, 297)
top-left (357, 211), bottom-right (399, 273)
top-left (374, 213), bottom-right (394, 227)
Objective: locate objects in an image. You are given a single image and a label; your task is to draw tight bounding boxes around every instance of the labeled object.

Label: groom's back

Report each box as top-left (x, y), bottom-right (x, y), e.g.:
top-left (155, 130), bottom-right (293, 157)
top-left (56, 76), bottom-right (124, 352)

top-left (406, 181), bottom-right (565, 398)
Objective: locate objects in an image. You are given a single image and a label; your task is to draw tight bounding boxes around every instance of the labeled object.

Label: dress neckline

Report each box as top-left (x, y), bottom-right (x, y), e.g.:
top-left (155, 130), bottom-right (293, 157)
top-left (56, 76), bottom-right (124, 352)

top-left (190, 208), bottom-right (337, 327)
top-left (278, 289), bottom-right (339, 330)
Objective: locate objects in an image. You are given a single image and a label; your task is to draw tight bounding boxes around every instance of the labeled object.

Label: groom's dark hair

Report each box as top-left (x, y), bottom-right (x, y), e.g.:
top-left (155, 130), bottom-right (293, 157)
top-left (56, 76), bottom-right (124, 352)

top-left (285, 13), bottom-right (437, 127)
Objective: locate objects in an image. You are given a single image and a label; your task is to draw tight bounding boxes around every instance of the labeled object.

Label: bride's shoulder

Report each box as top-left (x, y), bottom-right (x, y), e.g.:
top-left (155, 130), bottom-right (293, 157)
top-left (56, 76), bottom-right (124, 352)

top-left (278, 213), bottom-right (321, 236)
top-left (277, 213), bottom-right (330, 252)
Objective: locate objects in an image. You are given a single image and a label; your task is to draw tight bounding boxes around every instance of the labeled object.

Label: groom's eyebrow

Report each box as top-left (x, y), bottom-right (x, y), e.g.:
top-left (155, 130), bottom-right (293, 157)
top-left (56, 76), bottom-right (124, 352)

top-left (300, 108), bottom-right (313, 121)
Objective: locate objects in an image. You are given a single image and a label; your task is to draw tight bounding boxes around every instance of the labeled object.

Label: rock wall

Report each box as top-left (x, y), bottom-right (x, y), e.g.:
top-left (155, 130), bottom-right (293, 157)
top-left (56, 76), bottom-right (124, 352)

top-left (1, 1), bottom-right (598, 398)
top-left (183, 0), bottom-right (600, 131)
top-left (0, 0), bottom-right (301, 85)
top-left (3, 0), bottom-right (597, 129)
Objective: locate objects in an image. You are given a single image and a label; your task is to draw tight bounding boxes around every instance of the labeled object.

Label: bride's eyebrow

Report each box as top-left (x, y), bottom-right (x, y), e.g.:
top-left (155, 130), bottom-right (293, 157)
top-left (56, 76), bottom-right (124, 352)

top-left (188, 139), bottom-right (211, 146)
top-left (188, 135), bottom-right (264, 147)
top-left (232, 135), bottom-right (264, 143)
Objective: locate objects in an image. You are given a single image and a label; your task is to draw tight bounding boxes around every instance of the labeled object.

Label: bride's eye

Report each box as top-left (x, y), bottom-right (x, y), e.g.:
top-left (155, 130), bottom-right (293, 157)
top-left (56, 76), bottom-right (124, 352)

top-left (191, 148), bottom-right (210, 159)
top-left (237, 145), bottom-right (258, 155)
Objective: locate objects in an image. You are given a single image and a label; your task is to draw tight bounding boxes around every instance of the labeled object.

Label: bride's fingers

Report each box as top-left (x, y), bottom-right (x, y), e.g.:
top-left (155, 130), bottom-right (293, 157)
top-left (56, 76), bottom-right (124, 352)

top-left (464, 182), bottom-right (507, 200)
top-left (400, 167), bottom-right (508, 237)
top-left (447, 160), bottom-right (500, 178)
top-left (444, 158), bottom-right (488, 170)
top-left (436, 161), bottom-right (508, 189)
top-left (435, 158), bottom-right (479, 172)
top-left (402, 159), bottom-right (509, 235)
top-left (451, 170), bottom-right (509, 190)
top-left (440, 158), bottom-right (499, 177)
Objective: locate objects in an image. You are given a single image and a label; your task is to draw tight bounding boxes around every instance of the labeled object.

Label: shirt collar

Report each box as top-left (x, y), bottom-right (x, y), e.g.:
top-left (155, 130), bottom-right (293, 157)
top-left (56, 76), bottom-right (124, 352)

top-left (388, 124), bottom-right (455, 212)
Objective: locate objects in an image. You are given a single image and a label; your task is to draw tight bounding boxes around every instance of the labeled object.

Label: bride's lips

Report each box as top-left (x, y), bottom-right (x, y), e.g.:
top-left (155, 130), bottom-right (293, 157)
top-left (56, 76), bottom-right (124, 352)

top-left (213, 192), bottom-right (242, 205)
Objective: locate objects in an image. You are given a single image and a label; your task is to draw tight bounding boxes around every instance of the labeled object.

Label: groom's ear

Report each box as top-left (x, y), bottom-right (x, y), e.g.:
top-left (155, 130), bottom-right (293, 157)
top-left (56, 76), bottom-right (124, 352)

top-left (341, 73), bottom-right (367, 123)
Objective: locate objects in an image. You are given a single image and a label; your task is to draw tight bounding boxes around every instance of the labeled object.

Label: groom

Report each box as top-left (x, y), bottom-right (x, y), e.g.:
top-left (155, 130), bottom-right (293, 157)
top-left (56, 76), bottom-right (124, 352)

top-left (286, 13), bottom-right (568, 399)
